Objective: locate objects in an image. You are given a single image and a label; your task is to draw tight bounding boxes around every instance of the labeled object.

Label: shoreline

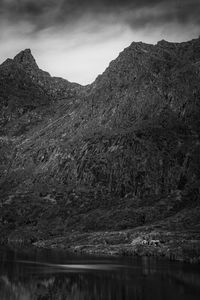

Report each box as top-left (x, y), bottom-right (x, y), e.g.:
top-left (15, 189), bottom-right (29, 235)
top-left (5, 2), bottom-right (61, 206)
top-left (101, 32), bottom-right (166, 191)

top-left (3, 227), bottom-right (199, 264)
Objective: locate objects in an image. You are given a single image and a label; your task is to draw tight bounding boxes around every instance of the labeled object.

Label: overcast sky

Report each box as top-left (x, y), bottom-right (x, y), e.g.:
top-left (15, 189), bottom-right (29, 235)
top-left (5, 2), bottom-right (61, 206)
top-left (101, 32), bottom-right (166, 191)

top-left (0, 0), bottom-right (199, 84)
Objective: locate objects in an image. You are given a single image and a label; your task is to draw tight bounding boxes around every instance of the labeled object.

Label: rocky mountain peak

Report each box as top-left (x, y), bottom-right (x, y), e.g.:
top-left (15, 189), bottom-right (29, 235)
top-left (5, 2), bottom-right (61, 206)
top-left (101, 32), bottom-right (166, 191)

top-left (13, 49), bottom-right (38, 70)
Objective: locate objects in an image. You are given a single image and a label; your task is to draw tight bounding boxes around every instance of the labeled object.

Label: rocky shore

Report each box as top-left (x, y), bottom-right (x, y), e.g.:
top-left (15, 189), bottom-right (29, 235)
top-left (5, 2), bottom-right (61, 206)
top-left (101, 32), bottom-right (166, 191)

top-left (0, 226), bottom-right (198, 264)
top-left (33, 228), bottom-right (200, 263)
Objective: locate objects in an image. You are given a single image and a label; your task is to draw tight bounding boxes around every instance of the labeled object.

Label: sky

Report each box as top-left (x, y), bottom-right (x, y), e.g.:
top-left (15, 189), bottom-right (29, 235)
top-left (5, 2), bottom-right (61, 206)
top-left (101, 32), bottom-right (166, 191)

top-left (0, 0), bottom-right (200, 85)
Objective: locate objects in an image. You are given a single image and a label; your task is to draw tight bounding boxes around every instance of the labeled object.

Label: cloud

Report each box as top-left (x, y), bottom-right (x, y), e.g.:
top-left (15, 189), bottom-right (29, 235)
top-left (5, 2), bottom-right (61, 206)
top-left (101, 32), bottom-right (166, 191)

top-left (1, 0), bottom-right (200, 31)
top-left (1, 1), bottom-right (200, 37)
top-left (0, 0), bottom-right (199, 84)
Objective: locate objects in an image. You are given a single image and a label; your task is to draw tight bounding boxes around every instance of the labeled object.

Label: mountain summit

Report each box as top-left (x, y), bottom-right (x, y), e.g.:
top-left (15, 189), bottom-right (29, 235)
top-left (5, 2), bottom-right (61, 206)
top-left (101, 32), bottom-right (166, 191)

top-left (0, 48), bottom-right (83, 135)
top-left (13, 49), bottom-right (39, 70)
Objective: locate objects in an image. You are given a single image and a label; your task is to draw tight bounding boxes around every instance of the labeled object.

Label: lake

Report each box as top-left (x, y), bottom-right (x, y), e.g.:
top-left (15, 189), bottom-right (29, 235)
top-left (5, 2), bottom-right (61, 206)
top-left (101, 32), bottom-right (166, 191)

top-left (0, 246), bottom-right (199, 300)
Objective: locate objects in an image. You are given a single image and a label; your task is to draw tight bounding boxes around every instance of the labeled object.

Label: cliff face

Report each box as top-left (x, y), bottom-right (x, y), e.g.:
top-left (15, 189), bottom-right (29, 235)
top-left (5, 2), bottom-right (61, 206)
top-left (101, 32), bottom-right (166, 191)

top-left (56, 38), bottom-right (200, 200)
top-left (0, 38), bottom-right (200, 253)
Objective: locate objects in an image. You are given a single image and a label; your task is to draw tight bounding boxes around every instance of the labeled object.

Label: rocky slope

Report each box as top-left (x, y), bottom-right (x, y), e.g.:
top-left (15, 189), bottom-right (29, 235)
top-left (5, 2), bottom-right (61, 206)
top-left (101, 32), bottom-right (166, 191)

top-left (0, 38), bottom-right (200, 262)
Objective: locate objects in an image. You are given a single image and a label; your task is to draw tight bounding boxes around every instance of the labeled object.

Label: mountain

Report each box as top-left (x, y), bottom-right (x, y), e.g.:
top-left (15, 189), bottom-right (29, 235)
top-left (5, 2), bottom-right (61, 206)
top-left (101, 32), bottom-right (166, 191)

top-left (0, 38), bottom-right (200, 262)
top-left (0, 48), bottom-right (83, 135)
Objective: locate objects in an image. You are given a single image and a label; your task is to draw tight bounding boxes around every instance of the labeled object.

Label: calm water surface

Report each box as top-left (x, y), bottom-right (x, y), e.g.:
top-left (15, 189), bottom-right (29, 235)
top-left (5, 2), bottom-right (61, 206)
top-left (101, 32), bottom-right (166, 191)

top-left (0, 246), bottom-right (200, 300)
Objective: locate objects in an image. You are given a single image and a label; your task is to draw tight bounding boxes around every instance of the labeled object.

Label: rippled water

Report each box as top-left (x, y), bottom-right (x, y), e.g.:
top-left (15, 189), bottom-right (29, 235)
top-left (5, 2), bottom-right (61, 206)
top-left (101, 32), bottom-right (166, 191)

top-left (0, 246), bottom-right (200, 300)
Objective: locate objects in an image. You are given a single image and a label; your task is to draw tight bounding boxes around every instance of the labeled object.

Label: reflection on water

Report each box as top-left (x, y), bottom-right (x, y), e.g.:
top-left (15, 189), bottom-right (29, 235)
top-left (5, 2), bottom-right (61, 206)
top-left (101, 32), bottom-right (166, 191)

top-left (0, 246), bottom-right (200, 300)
